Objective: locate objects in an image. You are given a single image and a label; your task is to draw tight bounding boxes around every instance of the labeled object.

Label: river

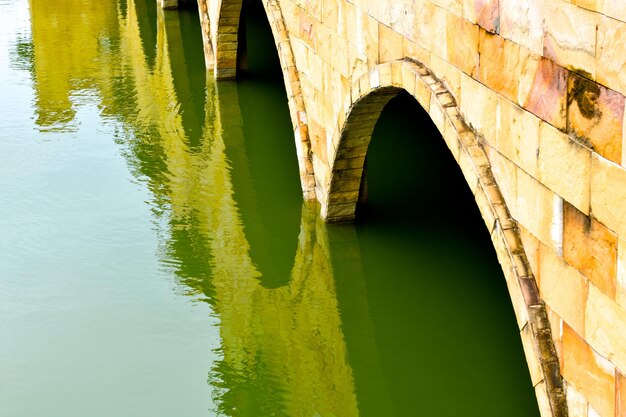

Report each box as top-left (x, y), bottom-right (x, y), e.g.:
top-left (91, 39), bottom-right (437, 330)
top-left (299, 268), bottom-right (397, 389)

top-left (0, 1), bottom-right (540, 416)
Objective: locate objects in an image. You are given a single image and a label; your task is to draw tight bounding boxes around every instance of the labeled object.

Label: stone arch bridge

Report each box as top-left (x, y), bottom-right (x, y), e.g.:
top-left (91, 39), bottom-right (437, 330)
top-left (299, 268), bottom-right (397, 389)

top-left (159, 0), bottom-right (626, 416)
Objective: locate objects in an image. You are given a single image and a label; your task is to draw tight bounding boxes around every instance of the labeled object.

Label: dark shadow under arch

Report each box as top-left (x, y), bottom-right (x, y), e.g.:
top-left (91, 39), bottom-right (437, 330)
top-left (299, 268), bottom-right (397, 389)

top-left (337, 89), bottom-right (542, 416)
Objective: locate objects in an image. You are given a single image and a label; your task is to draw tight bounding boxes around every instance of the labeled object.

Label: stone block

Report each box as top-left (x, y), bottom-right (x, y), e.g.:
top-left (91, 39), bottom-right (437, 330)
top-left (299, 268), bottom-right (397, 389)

top-left (520, 57), bottom-right (568, 130)
top-left (590, 153), bottom-right (626, 237)
top-left (322, 0), bottom-right (339, 31)
top-left (601, 2), bottom-right (626, 24)
top-left (563, 201), bottom-right (617, 300)
top-left (539, 244), bottom-right (588, 335)
top-left (406, 1), bottom-right (446, 55)
top-left (567, 73), bottom-right (625, 165)
top-left (413, 75), bottom-right (432, 113)
top-left (542, 2), bottom-right (598, 78)
top-left (537, 121), bottom-right (591, 215)
top-left (545, 305), bottom-right (563, 360)
top-left (519, 224), bottom-right (541, 283)
top-left (521, 323), bottom-right (544, 386)
top-left (462, 0), bottom-right (499, 33)
top-left (534, 380), bottom-right (553, 417)
top-left (499, 0), bottom-right (543, 55)
top-left (563, 323), bottom-right (615, 417)
top-left (305, 0), bottom-right (322, 21)
top-left (459, 73), bottom-right (498, 143)
top-left (585, 283), bottom-right (626, 372)
top-left (565, 382), bottom-right (589, 417)
top-left (430, 0), bottom-right (463, 16)
top-left (597, 16), bottom-right (626, 96)
top-left (477, 30), bottom-right (520, 102)
top-left (402, 38), bottom-right (431, 67)
top-left (513, 168), bottom-right (563, 254)
top-left (445, 13), bottom-right (480, 76)
top-left (378, 24), bottom-right (403, 63)
top-left (427, 53), bottom-right (462, 103)
top-left (618, 371), bottom-right (626, 417)
top-left (495, 95), bottom-right (540, 177)
top-left (619, 240), bottom-right (626, 309)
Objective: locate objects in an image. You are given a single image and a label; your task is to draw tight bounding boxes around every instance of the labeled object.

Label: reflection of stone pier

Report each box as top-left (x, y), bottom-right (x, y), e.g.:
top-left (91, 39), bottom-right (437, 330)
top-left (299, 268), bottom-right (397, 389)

top-left (118, 4), bottom-right (364, 415)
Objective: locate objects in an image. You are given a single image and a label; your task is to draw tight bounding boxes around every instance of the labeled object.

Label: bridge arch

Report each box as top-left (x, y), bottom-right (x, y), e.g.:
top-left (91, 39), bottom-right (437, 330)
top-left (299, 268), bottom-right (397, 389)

top-left (322, 59), bottom-right (568, 417)
top-left (198, 0), bottom-right (315, 198)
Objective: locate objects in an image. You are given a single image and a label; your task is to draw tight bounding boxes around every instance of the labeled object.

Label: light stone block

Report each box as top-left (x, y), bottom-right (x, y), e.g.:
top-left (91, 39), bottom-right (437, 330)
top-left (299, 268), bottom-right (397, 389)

top-left (585, 283), bottom-right (626, 372)
top-left (495, 95), bottom-right (540, 178)
top-left (378, 23), bottom-right (403, 63)
top-left (499, 0), bottom-right (543, 55)
top-left (563, 323), bottom-right (616, 417)
top-left (445, 12), bottom-right (479, 76)
top-left (537, 121), bottom-right (591, 215)
top-left (477, 30), bottom-right (520, 102)
top-left (542, 1), bottom-right (598, 78)
top-left (539, 244), bottom-right (588, 336)
top-left (590, 153), bottom-right (626, 237)
top-left (513, 168), bottom-right (562, 253)
top-left (563, 202), bottom-right (617, 300)
top-left (459, 73), bottom-right (498, 144)
top-left (618, 239), bottom-right (626, 309)
top-left (462, 0), bottom-right (500, 33)
top-left (565, 384), bottom-right (589, 417)
top-left (597, 16), bottom-right (626, 96)
top-left (520, 57), bottom-right (568, 130)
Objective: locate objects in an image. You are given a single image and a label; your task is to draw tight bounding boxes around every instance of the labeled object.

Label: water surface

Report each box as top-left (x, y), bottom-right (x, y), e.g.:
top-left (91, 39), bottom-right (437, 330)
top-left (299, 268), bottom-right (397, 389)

top-left (0, 1), bottom-right (540, 416)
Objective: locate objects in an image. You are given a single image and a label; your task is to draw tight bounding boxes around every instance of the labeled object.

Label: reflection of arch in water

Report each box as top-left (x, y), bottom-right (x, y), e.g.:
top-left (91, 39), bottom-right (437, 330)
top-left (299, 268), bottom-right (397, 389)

top-left (323, 59), bottom-right (565, 416)
top-left (110, 5), bottom-right (362, 416)
top-left (28, 0), bottom-right (118, 129)
top-left (199, 0), bottom-right (315, 199)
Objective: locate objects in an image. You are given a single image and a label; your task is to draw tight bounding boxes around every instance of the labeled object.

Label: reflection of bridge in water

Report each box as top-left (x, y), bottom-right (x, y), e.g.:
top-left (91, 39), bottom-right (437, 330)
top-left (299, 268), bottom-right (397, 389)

top-left (28, 1), bottom-right (370, 414)
top-left (24, 0), bottom-right (541, 415)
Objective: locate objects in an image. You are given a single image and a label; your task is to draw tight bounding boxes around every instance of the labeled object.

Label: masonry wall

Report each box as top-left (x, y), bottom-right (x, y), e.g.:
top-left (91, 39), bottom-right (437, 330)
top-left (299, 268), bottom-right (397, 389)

top-left (194, 1), bottom-right (626, 416)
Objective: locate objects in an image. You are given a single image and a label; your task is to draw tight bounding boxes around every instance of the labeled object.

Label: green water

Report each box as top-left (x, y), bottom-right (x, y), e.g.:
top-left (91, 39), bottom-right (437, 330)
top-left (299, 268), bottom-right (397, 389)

top-left (0, 0), bottom-right (540, 416)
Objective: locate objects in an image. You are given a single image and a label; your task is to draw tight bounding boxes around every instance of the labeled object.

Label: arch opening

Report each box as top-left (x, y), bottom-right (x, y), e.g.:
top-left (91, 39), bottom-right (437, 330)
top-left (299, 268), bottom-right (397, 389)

top-left (333, 89), bottom-right (542, 416)
top-left (223, 0), bottom-right (302, 289)
top-left (322, 60), bottom-right (568, 417)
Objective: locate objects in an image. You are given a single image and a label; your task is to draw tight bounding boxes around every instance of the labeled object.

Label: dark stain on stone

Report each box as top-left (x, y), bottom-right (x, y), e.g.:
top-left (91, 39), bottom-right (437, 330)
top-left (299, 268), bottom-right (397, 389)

top-left (568, 71), bottom-right (601, 120)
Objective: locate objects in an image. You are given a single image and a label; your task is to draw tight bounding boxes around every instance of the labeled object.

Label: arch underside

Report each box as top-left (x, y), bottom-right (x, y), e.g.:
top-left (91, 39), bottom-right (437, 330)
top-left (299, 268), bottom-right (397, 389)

top-left (323, 59), bottom-right (568, 417)
top-left (206, 0), bottom-right (315, 198)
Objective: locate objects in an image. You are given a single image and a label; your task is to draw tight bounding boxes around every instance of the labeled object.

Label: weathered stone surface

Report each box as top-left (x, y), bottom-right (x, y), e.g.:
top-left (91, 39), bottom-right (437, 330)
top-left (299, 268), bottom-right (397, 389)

top-left (445, 13), bottom-right (479, 76)
top-left (499, 0), bottom-right (543, 55)
top-left (618, 240), bottom-right (626, 309)
top-left (538, 121), bottom-right (591, 215)
top-left (590, 153), bottom-right (626, 237)
top-left (378, 23), bottom-right (403, 63)
top-left (567, 73), bottom-right (625, 165)
top-left (618, 371), bottom-right (626, 417)
top-left (585, 284), bottom-right (626, 372)
top-left (477, 31), bottom-right (520, 102)
top-left (565, 383), bottom-right (589, 417)
top-left (539, 243), bottom-right (588, 335)
top-left (563, 201), bottom-right (617, 300)
top-left (496, 96), bottom-right (540, 177)
top-left (513, 168), bottom-right (563, 254)
top-left (542, 2), bottom-right (598, 78)
top-left (597, 16), bottom-right (626, 96)
top-left (521, 323), bottom-right (544, 386)
top-left (563, 323), bottom-right (616, 417)
top-left (459, 73), bottom-right (498, 142)
top-left (462, 0), bottom-right (499, 33)
top-left (521, 58), bottom-right (568, 130)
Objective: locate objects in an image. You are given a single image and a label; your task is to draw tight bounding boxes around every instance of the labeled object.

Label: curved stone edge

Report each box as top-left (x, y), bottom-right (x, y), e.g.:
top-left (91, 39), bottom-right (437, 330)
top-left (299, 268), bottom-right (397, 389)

top-left (261, 0), bottom-right (315, 200)
top-left (197, 0), bottom-right (316, 199)
top-left (325, 59), bottom-right (568, 417)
